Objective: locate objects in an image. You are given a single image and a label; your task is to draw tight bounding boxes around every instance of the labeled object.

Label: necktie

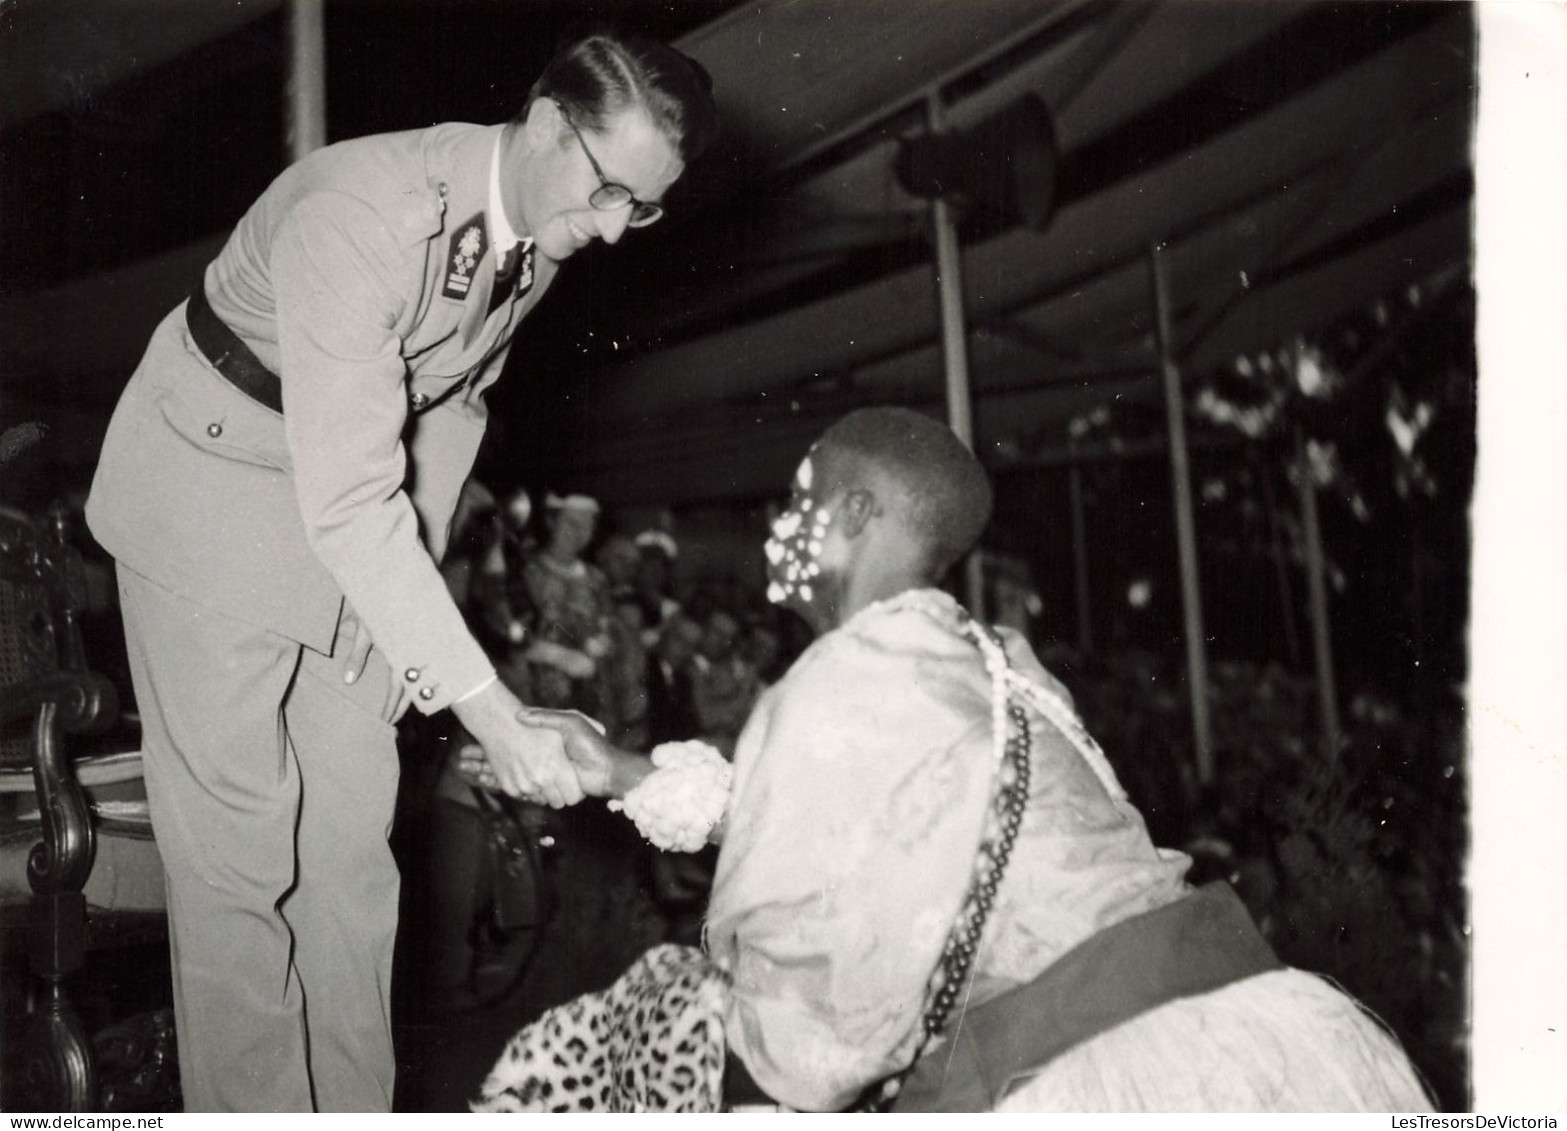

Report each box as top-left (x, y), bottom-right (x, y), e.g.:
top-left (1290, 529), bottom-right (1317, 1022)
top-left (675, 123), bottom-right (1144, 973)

top-left (488, 245), bottom-right (520, 316)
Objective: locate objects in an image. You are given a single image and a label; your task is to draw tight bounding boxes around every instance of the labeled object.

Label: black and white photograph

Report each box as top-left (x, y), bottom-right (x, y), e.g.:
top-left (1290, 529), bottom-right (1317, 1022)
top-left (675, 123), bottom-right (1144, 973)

top-left (1, 0), bottom-right (1562, 1116)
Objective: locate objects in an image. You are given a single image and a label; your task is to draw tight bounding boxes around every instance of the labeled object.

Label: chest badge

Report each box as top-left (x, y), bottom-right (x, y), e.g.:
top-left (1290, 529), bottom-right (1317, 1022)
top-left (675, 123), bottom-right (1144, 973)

top-left (515, 243), bottom-right (535, 299)
top-left (442, 213), bottom-right (488, 301)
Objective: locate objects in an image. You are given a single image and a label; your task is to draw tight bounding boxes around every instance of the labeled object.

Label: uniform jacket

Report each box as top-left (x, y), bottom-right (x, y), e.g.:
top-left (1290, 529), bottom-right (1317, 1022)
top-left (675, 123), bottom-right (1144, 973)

top-left (87, 123), bottom-right (559, 713)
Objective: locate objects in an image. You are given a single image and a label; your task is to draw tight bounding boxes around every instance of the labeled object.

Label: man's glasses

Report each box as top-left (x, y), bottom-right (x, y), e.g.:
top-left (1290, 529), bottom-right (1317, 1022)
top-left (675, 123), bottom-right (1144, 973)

top-left (556, 102), bottom-right (663, 228)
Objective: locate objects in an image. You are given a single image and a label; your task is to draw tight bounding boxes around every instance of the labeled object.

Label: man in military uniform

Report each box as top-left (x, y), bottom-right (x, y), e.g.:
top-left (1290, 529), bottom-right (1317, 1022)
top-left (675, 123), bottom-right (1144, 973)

top-left (85, 31), bottom-right (716, 1112)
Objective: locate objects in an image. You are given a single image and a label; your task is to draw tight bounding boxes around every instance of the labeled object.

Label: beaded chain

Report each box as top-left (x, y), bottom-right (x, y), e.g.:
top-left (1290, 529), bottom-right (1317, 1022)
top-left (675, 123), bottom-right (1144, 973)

top-left (853, 606), bottom-right (1034, 1112)
top-left (991, 654), bottom-right (1126, 803)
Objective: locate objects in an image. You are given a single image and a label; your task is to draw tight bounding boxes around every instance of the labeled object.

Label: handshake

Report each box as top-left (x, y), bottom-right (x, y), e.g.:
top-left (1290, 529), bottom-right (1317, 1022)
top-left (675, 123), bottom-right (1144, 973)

top-left (337, 619), bottom-right (638, 806)
top-left (450, 678), bottom-right (642, 807)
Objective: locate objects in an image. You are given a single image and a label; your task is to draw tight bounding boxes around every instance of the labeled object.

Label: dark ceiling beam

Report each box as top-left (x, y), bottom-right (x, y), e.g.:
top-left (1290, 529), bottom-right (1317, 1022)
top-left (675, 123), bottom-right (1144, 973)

top-left (1052, 1), bottom-right (1317, 148)
top-left (0, 0), bottom-right (284, 130)
top-left (677, 0), bottom-right (1104, 183)
top-left (533, 194), bottom-right (1469, 509)
top-left (1005, 0), bottom-right (1155, 120)
top-left (0, 234), bottom-right (225, 389)
top-left (605, 3), bottom-right (1151, 330)
top-left (1178, 168), bottom-right (1472, 364)
top-left (1056, 2), bottom-right (1456, 204)
top-left (993, 429), bottom-right (1244, 473)
top-left (718, 212), bottom-right (923, 270)
top-left (579, 19), bottom-right (1473, 423)
top-left (972, 318), bottom-right (1088, 364)
top-left (1186, 206), bottom-right (1470, 376)
top-left (535, 369), bottom-right (1174, 508)
top-left (610, 6), bottom-right (1471, 358)
top-left (561, 198), bottom-right (1470, 489)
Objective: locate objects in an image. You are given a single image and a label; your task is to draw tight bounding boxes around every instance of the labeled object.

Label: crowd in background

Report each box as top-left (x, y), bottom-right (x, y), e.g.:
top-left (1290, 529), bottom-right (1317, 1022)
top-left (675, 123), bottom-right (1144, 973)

top-left (0, 481), bottom-right (1467, 1108)
top-left (439, 480), bottom-right (790, 759)
top-left (415, 480), bottom-right (797, 1010)
top-left (0, 471), bottom-right (1467, 1110)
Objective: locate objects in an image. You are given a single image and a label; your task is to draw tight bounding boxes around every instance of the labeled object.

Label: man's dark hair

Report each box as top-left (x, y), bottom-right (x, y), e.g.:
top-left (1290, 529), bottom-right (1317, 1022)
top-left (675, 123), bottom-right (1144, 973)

top-left (525, 31), bottom-right (718, 164)
top-left (817, 406), bottom-right (994, 578)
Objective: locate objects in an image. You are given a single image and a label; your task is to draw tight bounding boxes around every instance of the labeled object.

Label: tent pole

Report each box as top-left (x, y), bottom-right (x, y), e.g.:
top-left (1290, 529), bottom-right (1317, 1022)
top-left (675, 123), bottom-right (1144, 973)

top-left (926, 92), bottom-right (985, 620)
top-left (287, 0), bottom-right (327, 162)
top-left (1258, 446), bottom-right (1304, 668)
top-left (1149, 242), bottom-right (1214, 787)
top-left (1294, 422), bottom-right (1342, 761)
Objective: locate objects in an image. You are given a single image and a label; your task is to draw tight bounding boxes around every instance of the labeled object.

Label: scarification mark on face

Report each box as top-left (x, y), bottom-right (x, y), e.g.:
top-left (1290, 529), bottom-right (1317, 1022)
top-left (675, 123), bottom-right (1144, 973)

top-left (765, 455), bottom-right (832, 606)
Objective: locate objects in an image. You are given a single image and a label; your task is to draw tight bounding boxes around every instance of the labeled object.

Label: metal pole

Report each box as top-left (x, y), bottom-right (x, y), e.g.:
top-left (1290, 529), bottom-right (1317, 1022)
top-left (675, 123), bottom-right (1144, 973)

top-left (926, 91), bottom-right (985, 620)
top-left (287, 0), bottom-right (327, 162)
top-left (1295, 423), bottom-right (1342, 760)
top-left (1149, 242), bottom-right (1214, 786)
top-left (1258, 451), bottom-right (1304, 668)
top-left (1068, 445), bottom-right (1095, 655)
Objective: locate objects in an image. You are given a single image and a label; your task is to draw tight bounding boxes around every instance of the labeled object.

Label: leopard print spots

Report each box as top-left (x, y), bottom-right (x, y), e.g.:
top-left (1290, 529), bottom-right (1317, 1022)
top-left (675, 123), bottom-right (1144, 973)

top-left (471, 944), bottom-right (728, 1112)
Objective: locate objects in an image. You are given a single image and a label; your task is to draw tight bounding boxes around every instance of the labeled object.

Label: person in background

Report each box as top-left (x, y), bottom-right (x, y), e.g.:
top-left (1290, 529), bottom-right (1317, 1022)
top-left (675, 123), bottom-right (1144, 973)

top-left (439, 479), bottom-right (498, 612)
top-left (644, 610), bottom-right (702, 750)
top-left (688, 603), bottom-right (760, 760)
top-left (639, 609), bottom-right (708, 943)
top-left (986, 550), bottom-right (1045, 645)
top-left (632, 530), bottom-right (683, 649)
top-left (596, 531), bottom-right (651, 750)
top-left (595, 533), bottom-right (642, 603)
top-left (419, 485), bottom-right (555, 1015)
top-left (607, 595), bottom-right (652, 751)
top-left (524, 493), bottom-right (623, 742)
top-left (649, 601), bottom-right (757, 945)
top-left (469, 486), bottom-right (541, 700)
top-left (741, 614), bottom-right (787, 689)
top-left (82, 29), bottom-right (716, 1110)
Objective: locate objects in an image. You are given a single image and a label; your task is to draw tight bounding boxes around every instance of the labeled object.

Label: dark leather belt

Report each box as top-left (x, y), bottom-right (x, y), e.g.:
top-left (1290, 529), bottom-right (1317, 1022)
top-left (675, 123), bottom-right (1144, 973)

top-left (891, 883), bottom-right (1282, 1111)
top-left (186, 284), bottom-right (284, 413)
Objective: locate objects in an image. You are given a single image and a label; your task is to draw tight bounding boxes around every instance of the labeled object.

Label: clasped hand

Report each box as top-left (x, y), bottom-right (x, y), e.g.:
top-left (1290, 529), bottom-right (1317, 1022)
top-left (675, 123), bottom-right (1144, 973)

top-left (451, 682), bottom-right (619, 806)
top-left (338, 616), bottom-right (615, 806)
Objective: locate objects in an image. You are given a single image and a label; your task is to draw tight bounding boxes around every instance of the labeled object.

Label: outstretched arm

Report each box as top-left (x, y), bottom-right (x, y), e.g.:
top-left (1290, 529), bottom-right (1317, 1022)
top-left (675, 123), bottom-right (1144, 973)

top-left (450, 683), bottom-right (585, 808)
top-left (507, 708), bottom-right (654, 800)
top-left (504, 710), bottom-right (731, 848)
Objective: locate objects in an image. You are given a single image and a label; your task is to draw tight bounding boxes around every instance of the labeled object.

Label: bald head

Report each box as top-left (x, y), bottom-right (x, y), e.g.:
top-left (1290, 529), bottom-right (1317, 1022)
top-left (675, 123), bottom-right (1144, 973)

top-left (814, 407), bottom-right (993, 579)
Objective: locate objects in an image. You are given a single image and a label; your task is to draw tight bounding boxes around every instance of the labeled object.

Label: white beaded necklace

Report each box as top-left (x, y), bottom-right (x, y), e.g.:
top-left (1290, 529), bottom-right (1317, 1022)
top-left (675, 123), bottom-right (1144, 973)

top-left (847, 588), bottom-right (1125, 802)
top-left (847, 587), bottom-right (1126, 1110)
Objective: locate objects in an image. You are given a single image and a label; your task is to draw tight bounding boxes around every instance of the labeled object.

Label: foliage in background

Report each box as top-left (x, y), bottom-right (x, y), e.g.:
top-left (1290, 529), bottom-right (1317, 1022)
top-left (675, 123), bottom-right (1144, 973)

top-left (1020, 275), bottom-right (1475, 1108)
top-left (1038, 643), bottom-right (1468, 1111)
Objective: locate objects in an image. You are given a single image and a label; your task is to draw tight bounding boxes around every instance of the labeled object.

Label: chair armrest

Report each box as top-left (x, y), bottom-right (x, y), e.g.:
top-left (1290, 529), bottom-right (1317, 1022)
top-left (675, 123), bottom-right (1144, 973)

top-left (0, 671), bottom-right (117, 735)
top-left (1, 672), bottom-right (117, 897)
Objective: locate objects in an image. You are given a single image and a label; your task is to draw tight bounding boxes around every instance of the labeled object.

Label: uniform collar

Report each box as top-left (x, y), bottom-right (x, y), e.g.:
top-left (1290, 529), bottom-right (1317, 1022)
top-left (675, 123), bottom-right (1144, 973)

top-left (488, 134), bottom-right (531, 256)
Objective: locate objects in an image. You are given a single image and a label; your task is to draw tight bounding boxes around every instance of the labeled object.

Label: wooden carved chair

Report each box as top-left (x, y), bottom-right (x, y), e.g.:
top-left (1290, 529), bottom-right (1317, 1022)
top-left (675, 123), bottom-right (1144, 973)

top-left (0, 502), bottom-right (174, 1111)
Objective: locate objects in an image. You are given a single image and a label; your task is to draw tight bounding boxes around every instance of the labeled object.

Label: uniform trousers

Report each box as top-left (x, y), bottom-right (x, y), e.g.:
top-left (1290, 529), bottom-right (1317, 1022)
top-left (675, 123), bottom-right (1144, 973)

top-left (117, 565), bottom-right (402, 1111)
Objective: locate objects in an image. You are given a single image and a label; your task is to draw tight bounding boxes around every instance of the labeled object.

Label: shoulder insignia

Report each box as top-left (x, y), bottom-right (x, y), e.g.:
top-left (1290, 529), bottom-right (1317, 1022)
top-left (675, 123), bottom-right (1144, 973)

top-left (442, 212), bottom-right (488, 301)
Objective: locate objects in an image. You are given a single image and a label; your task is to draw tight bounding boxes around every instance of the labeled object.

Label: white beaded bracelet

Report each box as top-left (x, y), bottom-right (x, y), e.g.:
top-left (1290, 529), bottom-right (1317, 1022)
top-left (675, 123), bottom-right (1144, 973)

top-left (609, 740), bottom-right (732, 853)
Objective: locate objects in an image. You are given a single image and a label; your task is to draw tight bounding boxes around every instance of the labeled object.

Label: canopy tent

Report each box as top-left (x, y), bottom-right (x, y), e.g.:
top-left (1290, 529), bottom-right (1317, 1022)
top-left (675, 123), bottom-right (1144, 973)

top-left (534, 0), bottom-right (1474, 504)
top-left (1, 1), bottom-right (1474, 508)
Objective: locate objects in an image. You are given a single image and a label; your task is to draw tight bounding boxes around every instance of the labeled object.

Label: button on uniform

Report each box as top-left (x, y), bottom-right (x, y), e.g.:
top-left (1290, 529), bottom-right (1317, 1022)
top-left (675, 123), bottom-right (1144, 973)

top-left (404, 668), bottom-right (420, 682)
top-left (410, 392), bottom-right (430, 410)
top-left (418, 687), bottom-right (434, 701)
top-left (207, 423), bottom-right (223, 438)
